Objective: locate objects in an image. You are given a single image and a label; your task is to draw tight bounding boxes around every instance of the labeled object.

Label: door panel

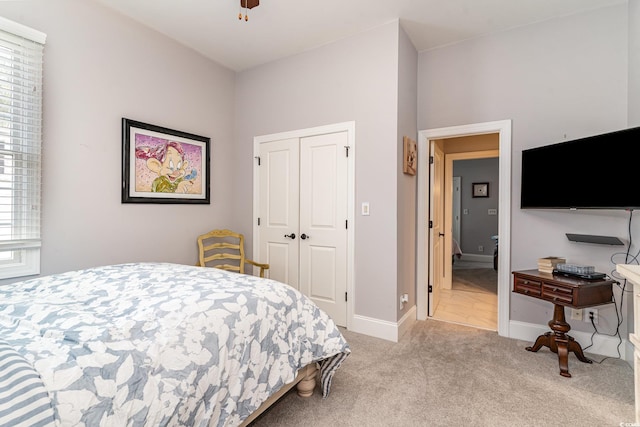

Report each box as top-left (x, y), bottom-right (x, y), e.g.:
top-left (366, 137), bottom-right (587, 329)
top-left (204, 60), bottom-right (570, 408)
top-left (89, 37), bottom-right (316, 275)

top-left (429, 142), bottom-right (445, 317)
top-left (259, 138), bottom-right (300, 289)
top-left (299, 132), bottom-right (348, 326)
top-left (265, 242), bottom-right (291, 285)
top-left (307, 246), bottom-right (336, 300)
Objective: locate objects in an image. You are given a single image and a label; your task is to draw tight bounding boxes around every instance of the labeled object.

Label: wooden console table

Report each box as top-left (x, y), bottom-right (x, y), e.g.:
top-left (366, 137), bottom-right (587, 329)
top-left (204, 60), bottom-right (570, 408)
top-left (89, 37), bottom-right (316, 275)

top-left (512, 270), bottom-right (614, 377)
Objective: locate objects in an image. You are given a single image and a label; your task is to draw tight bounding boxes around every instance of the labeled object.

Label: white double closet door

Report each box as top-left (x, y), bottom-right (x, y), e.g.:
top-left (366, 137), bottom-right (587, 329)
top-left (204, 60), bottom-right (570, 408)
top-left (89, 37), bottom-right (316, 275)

top-left (256, 130), bottom-right (348, 326)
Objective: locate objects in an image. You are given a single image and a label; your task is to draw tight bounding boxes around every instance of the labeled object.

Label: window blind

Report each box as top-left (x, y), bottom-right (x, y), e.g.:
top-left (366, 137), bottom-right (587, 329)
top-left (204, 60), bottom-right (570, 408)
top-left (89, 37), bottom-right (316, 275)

top-left (0, 17), bottom-right (45, 278)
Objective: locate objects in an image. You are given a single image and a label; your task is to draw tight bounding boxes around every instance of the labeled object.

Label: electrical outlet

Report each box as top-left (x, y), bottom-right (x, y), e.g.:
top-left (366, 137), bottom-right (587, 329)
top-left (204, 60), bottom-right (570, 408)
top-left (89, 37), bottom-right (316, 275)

top-left (399, 293), bottom-right (409, 310)
top-left (586, 308), bottom-right (599, 325)
top-left (478, 245), bottom-right (484, 252)
top-left (571, 308), bottom-right (583, 320)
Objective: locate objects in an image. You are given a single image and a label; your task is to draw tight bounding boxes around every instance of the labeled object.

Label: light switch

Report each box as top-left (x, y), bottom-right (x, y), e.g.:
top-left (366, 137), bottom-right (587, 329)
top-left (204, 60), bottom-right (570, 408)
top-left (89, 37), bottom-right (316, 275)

top-left (488, 209), bottom-right (497, 215)
top-left (362, 202), bottom-right (370, 216)
top-left (463, 209), bottom-right (469, 215)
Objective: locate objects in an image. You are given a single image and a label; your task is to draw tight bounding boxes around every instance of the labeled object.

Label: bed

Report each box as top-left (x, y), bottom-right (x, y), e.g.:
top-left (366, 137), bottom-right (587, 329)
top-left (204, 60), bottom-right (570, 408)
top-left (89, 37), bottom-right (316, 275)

top-left (0, 262), bottom-right (350, 426)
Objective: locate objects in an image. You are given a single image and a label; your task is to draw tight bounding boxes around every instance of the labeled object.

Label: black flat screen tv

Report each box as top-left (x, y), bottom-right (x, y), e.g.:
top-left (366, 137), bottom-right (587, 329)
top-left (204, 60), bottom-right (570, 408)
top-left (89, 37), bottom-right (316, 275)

top-left (520, 126), bottom-right (640, 210)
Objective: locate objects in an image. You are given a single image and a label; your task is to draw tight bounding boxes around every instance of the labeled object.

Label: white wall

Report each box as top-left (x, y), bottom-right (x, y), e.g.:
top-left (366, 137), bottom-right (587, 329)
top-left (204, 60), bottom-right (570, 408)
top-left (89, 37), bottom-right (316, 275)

top-left (418, 4), bottom-right (635, 335)
top-left (0, 0), bottom-right (236, 279)
top-left (235, 22), bottom-right (401, 323)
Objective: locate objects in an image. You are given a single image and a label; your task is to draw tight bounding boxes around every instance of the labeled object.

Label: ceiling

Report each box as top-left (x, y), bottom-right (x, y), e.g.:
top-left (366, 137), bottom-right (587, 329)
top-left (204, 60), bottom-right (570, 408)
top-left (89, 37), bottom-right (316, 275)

top-left (93, 0), bottom-right (625, 71)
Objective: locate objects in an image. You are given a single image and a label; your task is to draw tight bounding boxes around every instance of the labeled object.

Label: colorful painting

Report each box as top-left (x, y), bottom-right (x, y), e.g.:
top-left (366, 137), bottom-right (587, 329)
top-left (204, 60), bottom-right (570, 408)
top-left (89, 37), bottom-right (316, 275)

top-left (122, 118), bottom-right (210, 204)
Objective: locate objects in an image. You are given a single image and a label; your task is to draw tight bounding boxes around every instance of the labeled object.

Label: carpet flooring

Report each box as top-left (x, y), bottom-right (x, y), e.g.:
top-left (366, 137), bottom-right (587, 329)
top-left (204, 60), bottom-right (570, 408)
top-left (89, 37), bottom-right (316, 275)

top-left (251, 320), bottom-right (634, 426)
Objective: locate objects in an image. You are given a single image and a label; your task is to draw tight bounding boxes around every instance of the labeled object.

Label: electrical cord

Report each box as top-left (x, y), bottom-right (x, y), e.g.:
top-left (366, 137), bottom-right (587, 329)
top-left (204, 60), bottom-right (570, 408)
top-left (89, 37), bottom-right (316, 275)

top-left (585, 208), bottom-right (635, 365)
top-left (583, 292), bottom-right (623, 361)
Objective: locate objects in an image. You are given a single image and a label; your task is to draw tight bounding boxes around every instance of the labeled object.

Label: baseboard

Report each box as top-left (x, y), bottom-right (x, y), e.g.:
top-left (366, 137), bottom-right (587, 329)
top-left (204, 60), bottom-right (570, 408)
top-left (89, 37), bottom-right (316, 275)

top-left (460, 253), bottom-right (492, 263)
top-left (398, 306), bottom-right (417, 340)
top-left (349, 314), bottom-right (631, 362)
top-left (350, 305), bottom-right (417, 343)
top-left (509, 320), bottom-right (631, 363)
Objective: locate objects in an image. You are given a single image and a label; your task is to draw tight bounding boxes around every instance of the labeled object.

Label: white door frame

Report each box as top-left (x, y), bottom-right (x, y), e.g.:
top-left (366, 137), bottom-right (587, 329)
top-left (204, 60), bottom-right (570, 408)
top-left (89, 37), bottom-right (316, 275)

top-left (253, 121), bottom-right (356, 330)
top-left (417, 120), bottom-right (511, 337)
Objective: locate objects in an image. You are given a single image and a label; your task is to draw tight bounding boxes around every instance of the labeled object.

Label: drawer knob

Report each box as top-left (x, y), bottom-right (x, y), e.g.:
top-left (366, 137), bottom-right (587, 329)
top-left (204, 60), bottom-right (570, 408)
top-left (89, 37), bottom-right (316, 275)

top-left (523, 280), bottom-right (529, 285)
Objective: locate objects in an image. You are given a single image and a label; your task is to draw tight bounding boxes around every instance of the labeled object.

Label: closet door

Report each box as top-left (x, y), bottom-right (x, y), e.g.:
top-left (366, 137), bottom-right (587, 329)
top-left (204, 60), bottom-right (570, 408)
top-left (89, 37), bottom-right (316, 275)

top-left (299, 132), bottom-right (348, 326)
top-left (258, 138), bottom-right (300, 289)
top-left (257, 130), bottom-right (349, 327)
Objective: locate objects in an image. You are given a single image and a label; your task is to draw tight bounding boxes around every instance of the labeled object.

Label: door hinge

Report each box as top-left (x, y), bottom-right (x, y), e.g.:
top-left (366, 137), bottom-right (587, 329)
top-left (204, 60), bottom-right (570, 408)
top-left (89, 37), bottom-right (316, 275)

top-left (345, 219), bottom-right (348, 229)
top-left (429, 156), bottom-right (434, 165)
top-left (345, 292), bottom-right (348, 302)
top-left (428, 285), bottom-right (433, 293)
top-left (345, 146), bottom-right (350, 157)
top-left (429, 220), bottom-right (433, 228)
top-left (254, 156), bottom-right (261, 166)
top-left (257, 217), bottom-right (261, 226)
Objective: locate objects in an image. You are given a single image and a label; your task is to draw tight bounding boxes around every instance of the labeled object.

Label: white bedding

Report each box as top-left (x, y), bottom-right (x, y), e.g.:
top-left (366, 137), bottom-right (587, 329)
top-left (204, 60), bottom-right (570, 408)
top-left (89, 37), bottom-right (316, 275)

top-left (0, 262), bottom-right (350, 426)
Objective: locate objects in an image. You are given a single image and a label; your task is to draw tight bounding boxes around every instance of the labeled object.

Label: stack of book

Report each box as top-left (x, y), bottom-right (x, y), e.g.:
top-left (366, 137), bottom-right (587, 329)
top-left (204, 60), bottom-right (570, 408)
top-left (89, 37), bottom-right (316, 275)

top-left (538, 257), bottom-right (566, 273)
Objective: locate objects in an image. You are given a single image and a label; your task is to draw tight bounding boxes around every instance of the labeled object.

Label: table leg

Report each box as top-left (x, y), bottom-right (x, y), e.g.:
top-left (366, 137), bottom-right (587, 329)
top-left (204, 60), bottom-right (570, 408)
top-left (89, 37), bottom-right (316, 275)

top-left (525, 304), bottom-right (592, 377)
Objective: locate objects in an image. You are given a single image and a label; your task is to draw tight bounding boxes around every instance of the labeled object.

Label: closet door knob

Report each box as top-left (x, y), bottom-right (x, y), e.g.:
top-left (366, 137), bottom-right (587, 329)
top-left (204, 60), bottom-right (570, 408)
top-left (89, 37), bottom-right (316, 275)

top-left (284, 233), bottom-right (296, 239)
top-left (300, 233), bottom-right (309, 240)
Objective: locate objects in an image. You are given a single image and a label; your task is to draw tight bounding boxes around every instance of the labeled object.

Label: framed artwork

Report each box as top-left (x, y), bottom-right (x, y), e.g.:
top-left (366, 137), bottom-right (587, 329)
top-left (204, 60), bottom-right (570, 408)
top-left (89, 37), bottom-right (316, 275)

top-left (472, 182), bottom-right (489, 198)
top-left (122, 118), bottom-right (210, 204)
top-left (403, 136), bottom-right (417, 175)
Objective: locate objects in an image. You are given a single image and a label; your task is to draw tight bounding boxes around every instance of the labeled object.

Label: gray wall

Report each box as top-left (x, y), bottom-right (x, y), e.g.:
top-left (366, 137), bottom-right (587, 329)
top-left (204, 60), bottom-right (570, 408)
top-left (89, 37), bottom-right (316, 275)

top-left (235, 22), bottom-right (406, 323)
top-left (454, 158), bottom-right (499, 256)
top-left (397, 26), bottom-right (418, 318)
top-left (418, 3), bottom-right (634, 334)
top-left (631, 0), bottom-right (640, 127)
top-left (0, 0), bottom-right (237, 279)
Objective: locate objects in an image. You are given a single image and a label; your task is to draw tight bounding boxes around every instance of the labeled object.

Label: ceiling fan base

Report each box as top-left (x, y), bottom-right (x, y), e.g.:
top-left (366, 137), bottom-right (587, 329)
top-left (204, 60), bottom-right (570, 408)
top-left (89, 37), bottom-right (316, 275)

top-left (241, 0), bottom-right (259, 9)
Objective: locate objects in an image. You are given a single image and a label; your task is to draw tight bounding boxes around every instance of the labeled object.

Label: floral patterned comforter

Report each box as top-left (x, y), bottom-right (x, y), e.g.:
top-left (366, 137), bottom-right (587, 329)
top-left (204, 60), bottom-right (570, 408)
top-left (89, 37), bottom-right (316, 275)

top-left (0, 263), bottom-right (350, 426)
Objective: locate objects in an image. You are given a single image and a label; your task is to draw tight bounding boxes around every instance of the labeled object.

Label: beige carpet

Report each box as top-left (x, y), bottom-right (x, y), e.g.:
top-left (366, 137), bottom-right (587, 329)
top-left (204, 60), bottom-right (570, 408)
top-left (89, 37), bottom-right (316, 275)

top-left (251, 320), bottom-right (634, 426)
top-left (452, 267), bottom-right (497, 294)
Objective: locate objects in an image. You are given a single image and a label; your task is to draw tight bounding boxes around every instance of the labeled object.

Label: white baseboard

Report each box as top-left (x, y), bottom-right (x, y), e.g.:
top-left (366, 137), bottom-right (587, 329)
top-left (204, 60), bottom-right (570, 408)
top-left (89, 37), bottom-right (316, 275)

top-left (398, 306), bottom-right (417, 340)
top-left (509, 320), bottom-right (631, 363)
top-left (349, 314), bottom-right (631, 364)
top-left (460, 253), bottom-right (493, 263)
top-left (350, 305), bottom-right (417, 343)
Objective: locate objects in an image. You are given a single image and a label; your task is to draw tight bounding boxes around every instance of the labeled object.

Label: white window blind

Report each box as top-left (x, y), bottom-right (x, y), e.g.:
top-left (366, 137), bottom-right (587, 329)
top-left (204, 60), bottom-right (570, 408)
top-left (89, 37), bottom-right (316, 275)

top-left (0, 17), bottom-right (45, 279)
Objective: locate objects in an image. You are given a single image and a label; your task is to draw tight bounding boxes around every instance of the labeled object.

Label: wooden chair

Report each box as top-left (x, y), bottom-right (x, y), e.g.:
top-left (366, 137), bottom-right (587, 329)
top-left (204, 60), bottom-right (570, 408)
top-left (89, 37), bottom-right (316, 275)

top-left (197, 229), bottom-right (269, 278)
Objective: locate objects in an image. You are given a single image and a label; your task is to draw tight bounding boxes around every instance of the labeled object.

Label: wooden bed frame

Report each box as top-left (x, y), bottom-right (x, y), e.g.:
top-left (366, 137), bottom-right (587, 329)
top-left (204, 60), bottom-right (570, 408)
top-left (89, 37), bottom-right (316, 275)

top-left (239, 363), bottom-right (319, 426)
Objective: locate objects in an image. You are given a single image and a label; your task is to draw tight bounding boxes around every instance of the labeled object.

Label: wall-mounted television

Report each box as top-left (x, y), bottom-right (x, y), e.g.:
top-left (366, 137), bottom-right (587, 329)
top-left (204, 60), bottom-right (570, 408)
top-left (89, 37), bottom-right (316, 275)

top-left (520, 126), bottom-right (640, 210)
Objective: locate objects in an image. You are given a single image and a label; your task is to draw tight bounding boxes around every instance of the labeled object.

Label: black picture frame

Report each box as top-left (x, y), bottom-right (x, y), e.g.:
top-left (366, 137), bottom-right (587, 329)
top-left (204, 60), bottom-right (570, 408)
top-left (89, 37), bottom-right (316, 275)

top-left (122, 118), bottom-right (210, 204)
top-left (472, 182), bottom-right (489, 198)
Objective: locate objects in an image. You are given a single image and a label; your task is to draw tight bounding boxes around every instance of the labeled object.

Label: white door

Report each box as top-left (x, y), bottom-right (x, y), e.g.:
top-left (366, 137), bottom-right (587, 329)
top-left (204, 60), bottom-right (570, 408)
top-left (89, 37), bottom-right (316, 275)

top-left (428, 142), bottom-right (445, 317)
top-left (257, 131), bottom-right (348, 326)
top-left (299, 133), bottom-right (348, 326)
top-left (258, 138), bottom-right (300, 289)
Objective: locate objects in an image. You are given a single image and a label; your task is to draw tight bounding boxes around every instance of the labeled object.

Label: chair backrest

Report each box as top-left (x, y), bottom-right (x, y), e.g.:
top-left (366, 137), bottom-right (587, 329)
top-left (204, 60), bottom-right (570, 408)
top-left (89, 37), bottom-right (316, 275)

top-left (197, 229), bottom-right (246, 274)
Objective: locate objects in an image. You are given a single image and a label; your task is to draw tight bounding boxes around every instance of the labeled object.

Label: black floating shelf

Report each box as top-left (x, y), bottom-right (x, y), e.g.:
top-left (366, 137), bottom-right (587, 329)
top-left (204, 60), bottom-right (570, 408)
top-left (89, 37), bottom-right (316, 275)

top-left (566, 233), bottom-right (624, 246)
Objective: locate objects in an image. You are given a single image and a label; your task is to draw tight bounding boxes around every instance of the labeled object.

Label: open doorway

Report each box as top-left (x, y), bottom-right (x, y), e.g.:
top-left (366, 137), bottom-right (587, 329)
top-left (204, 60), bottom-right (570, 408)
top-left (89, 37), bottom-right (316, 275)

top-left (435, 154), bottom-right (499, 330)
top-left (416, 120), bottom-right (511, 337)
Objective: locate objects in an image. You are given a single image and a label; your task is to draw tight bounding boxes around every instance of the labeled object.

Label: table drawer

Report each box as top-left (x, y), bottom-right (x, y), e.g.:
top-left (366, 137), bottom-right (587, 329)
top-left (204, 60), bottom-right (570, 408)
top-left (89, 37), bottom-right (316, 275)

top-left (514, 276), bottom-right (542, 297)
top-left (542, 283), bottom-right (574, 304)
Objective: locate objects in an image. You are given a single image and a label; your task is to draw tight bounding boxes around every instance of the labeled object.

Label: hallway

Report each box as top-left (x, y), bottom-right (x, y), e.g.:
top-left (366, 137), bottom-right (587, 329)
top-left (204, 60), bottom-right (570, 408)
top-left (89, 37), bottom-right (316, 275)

top-left (432, 260), bottom-right (497, 330)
